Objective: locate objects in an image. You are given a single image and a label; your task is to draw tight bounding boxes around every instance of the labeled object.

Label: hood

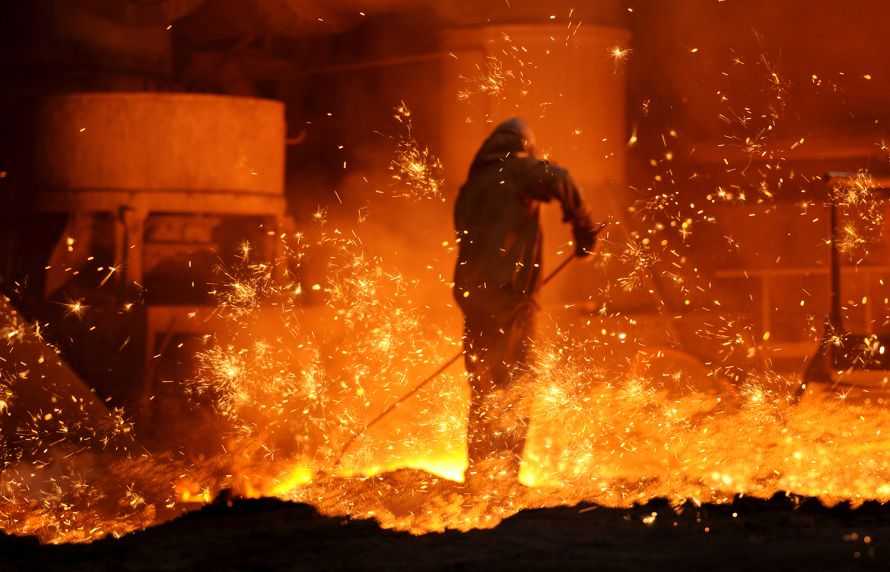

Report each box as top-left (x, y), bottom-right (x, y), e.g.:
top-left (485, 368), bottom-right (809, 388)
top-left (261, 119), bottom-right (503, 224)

top-left (468, 117), bottom-right (536, 173)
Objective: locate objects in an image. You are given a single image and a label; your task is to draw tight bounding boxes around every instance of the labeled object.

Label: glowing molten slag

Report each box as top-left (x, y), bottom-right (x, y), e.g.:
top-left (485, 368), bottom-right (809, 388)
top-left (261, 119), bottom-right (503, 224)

top-left (180, 231), bottom-right (890, 536)
top-left (3, 227), bottom-right (890, 544)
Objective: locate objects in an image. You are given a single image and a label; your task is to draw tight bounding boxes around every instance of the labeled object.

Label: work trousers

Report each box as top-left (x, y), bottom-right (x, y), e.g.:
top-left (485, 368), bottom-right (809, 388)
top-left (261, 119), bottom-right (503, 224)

top-left (462, 298), bottom-right (536, 479)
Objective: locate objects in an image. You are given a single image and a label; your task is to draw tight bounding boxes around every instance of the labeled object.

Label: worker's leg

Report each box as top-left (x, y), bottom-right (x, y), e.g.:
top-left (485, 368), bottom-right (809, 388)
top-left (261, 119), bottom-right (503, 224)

top-left (464, 301), bottom-right (536, 483)
top-left (464, 311), bottom-right (500, 474)
top-left (490, 302), bottom-right (535, 479)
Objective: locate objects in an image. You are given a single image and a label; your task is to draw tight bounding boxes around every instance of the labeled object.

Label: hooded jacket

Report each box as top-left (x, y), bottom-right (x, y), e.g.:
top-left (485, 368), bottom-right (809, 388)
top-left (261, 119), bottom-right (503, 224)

top-left (453, 118), bottom-right (594, 315)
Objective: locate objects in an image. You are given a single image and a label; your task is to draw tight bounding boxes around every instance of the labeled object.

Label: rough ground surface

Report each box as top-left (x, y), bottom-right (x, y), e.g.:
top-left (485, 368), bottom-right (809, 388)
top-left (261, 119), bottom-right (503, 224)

top-left (2, 492), bottom-right (888, 571)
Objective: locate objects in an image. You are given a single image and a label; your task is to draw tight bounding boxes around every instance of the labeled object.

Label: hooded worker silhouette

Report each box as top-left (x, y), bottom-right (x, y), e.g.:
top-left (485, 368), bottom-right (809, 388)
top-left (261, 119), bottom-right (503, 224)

top-left (454, 117), bottom-right (602, 484)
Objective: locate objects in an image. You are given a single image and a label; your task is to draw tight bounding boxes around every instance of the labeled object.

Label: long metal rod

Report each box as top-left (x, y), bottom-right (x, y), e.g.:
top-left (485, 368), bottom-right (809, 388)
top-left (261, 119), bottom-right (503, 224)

top-left (302, 51), bottom-right (452, 77)
top-left (333, 252), bottom-right (578, 467)
top-left (829, 198), bottom-right (841, 329)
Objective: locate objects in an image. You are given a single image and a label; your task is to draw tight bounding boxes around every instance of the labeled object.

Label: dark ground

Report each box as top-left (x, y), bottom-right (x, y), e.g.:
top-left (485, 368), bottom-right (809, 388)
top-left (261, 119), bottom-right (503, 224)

top-left (1, 493), bottom-right (888, 571)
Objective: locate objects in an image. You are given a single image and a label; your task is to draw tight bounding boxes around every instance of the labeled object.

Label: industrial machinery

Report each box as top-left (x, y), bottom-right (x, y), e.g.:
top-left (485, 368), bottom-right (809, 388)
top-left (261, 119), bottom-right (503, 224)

top-left (798, 172), bottom-right (890, 401)
top-left (23, 92), bottom-right (291, 408)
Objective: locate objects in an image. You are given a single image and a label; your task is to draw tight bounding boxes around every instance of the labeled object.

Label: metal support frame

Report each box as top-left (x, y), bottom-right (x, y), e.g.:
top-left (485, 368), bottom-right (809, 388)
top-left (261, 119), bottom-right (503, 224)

top-left (797, 172), bottom-right (890, 398)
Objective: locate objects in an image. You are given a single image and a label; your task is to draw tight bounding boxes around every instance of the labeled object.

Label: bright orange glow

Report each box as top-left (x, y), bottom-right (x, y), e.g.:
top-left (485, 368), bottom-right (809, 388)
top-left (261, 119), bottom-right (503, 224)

top-left (4, 19), bottom-right (890, 547)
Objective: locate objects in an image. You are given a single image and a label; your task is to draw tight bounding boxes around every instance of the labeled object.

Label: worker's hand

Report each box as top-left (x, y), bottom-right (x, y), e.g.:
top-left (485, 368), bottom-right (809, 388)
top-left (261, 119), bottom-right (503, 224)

top-left (573, 223), bottom-right (602, 258)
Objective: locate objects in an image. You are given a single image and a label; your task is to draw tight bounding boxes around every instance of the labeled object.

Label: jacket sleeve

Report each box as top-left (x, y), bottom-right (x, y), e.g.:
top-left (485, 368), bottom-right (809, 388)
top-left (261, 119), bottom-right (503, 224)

top-left (524, 160), bottom-right (595, 230)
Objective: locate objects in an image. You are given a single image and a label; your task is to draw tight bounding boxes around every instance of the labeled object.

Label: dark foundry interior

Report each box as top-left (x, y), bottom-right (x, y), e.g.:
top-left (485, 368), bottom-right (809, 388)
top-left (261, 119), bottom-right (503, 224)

top-left (3, 1), bottom-right (890, 570)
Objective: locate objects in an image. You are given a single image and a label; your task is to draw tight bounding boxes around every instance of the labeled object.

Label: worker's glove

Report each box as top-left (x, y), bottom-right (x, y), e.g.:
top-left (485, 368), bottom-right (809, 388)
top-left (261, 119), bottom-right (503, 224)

top-left (573, 223), bottom-right (601, 258)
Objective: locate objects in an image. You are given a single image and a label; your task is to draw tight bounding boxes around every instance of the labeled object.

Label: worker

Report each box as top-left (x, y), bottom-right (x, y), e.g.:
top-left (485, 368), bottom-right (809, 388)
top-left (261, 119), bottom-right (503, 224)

top-left (453, 117), bottom-right (602, 485)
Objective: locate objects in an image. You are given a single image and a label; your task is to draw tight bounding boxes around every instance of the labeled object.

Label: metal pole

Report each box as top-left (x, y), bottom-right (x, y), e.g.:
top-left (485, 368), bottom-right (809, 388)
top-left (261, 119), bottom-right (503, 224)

top-left (829, 198), bottom-right (841, 330)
